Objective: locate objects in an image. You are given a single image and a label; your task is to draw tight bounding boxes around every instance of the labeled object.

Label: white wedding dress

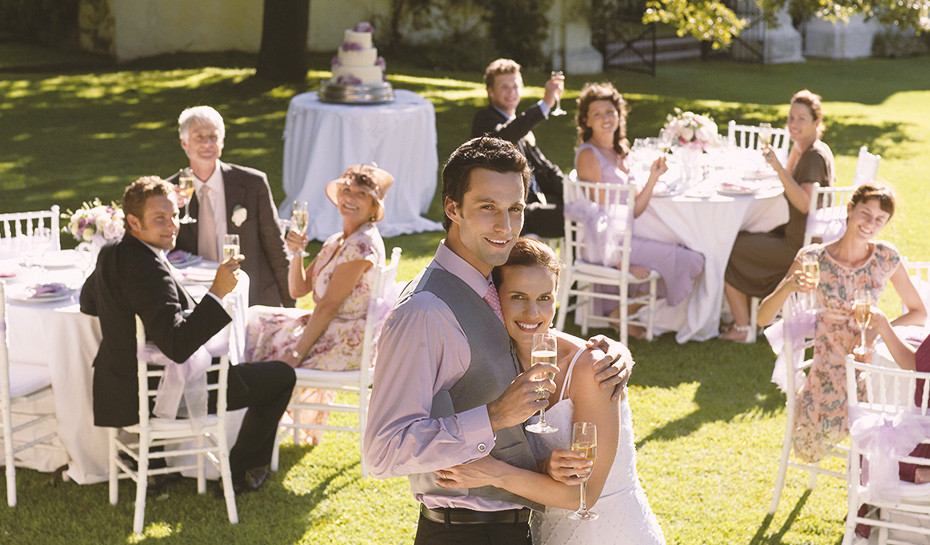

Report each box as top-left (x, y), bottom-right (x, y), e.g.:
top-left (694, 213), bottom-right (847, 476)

top-left (528, 348), bottom-right (666, 545)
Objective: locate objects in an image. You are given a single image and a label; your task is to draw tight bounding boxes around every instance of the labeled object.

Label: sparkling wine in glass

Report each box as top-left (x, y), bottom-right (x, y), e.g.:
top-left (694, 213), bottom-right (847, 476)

top-left (291, 201), bottom-right (310, 257)
top-left (801, 254), bottom-right (820, 311)
top-left (568, 422), bottom-right (598, 521)
top-left (178, 168), bottom-right (197, 224)
top-left (525, 331), bottom-right (558, 434)
top-left (222, 234), bottom-right (240, 261)
top-left (549, 71), bottom-right (566, 116)
top-left (853, 289), bottom-right (873, 356)
top-left (758, 123), bottom-right (773, 149)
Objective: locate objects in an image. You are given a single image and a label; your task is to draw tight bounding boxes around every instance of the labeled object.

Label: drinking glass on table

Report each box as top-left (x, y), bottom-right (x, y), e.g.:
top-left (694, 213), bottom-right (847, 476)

top-left (525, 330), bottom-right (558, 434)
top-left (177, 168), bottom-right (196, 224)
top-left (23, 227), bottom-right (53, 272)
top-left (549, 71), bottom-right (566, 116)
top-left (800, 253), bottom-right (820, 311)
top-left (290, 201), bottom-right (310, 257)
top-left (568, 422), bottom-right (598, 521)
top-left (853, 289), bottom-right (873, 356)
top-left (222, 234), bottom-right (240, 261)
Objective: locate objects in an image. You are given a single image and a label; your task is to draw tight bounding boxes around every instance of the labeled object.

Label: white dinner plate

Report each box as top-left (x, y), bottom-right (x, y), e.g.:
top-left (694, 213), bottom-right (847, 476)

top-left (32, 250), bottom-right (78, 269)
top-left (7, 286), bottom-right (74, 304)
top-left (179, 268), bottom-right (215, 283)
top-left (168, 251), bottom-right (203, 267)
top-left (717, 185), bottom-right (758, 196)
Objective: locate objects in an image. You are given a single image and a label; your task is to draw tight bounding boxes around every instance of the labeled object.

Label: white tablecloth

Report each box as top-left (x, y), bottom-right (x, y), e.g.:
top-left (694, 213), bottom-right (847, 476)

top-left (634, 183), bottom-right (789, 342)
top-left (281, 89), bottom-right (442, 240)
top-left (5, 251), bottom-right (248, 484)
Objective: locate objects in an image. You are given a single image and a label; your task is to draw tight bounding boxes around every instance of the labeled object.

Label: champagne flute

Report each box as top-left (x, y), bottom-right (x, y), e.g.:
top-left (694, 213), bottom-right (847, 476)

top-left (568, 422), bottom-right (598, 521)
top-left (549, 71), bottom-right (566, 116)
top-left (525, 331), bottom-right (558, 434)
top-left (290, 201), bottom-right (310, 257)
top-left (800, 253), bottom-right (820, 311)
top-left (758, 122), bottom-right (773, 149)
top-left (853, 289), bottom-right (873, 356)
top-left (177, 168), bottom-right (197, 224)
top-left (222, 234), bottom-right (240, 261)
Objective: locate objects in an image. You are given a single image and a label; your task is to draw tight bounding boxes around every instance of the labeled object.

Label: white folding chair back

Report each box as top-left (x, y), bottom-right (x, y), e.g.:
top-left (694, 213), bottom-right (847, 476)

top-left (108, 316), bottom-right (238, 534)
top-left (270, 247), bottom-right (402, 478)
top-left (727, 120), bottom-right (790, 153)
top-left (903, 260), bottom-right (930, 314)
top-left (843, 357), bottom-right (930, 545)
top-left (0, 281), bottom-right (63, 506)
top-left (555, 175), bottom-right (659, 345)
top-left (769, 293), bottom-right (847, 514)
top-left (852, 145), bottom-right (880, 188)
top-left (803, 183), bottom-right (857, 247)
top-left (0, 207), bottom-right (61, 259)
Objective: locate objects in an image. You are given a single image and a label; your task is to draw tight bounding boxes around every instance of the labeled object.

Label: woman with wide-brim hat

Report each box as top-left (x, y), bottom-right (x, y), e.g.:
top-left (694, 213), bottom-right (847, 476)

top-left (244, 164), bottom-right (392, 443)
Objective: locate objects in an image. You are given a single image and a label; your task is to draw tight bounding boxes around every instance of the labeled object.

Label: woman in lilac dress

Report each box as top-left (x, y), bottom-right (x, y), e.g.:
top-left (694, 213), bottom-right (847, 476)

top-left (574, 82), bottom-right (704, 333)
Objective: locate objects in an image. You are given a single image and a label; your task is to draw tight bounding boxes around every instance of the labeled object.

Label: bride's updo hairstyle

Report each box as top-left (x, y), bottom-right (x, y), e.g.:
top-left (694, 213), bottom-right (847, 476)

top-left (849, 182), bottom-right (896, 219)
top-left (492, 237), bottom-right (561, 288)
top-left (575, 82), bottom-right (630, 156)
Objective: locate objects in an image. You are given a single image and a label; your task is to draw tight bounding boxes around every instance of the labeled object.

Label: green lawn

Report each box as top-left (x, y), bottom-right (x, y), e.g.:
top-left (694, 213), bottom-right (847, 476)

top-left (2, 48), bottom-right (930, 544)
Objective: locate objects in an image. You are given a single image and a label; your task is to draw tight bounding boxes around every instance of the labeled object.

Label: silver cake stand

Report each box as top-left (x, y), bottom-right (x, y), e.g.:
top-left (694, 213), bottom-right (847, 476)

top-left (318, 81), bottom-right (395, 105)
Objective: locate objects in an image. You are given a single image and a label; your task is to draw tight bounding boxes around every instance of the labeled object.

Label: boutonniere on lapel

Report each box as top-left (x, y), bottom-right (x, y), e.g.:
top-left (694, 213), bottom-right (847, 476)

top-left (231, 205), bottom-right (247, 227)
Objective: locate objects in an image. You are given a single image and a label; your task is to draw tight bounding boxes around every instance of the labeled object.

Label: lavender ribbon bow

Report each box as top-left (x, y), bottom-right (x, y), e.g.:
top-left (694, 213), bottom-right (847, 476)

top-left (764, 296), bottom-right (816, 394)
top-left (563, 198), bottom-right (631, 267)
top-left (805, 206), bottom-right (847, 245)
top-left (849, 407), bottom-right (930, 503)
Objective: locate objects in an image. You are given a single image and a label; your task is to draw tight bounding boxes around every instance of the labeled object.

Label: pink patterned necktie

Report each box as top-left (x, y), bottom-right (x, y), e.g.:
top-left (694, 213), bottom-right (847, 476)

top-left (483, 285), bottom-right (504, 324)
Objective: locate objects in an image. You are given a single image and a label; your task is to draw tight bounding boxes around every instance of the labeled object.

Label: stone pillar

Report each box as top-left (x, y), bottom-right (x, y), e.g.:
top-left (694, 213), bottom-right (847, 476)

top-left (802, 14), bottom-right (881, 59)
top-left (546, 0), bottom-right (602, 75)
top-left (763, 6), bottom-right (805, 64)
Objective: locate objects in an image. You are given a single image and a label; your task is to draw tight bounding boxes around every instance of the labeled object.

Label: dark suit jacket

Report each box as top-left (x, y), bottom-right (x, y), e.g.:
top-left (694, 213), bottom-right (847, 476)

top-left (80, 234), bottom-right (231, 428)
top-left (166, 162), bottom-right (293, 307)
top-left (471, 104), bottom-right (565, 205)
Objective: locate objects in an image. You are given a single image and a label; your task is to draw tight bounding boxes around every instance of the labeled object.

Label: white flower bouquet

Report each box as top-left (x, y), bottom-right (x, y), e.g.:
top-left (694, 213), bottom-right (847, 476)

top-left (62, 199), bottom-right (125, 246)
top-left (663, 108), bottom-right (718, 151)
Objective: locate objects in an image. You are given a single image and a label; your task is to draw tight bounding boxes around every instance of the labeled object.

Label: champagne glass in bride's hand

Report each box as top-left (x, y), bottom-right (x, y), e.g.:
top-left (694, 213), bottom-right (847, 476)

top-left (549, 71), bottom-right (566, 116)
top-left (853, 289), bottom-right (873, 356)
top-left (525, 331), bottom-right (558, 434)
top-left (569, 422), bottom-right (598, 521)
top-left (800, 254), bottom-right (820, 312)
top-left (178, 168), bottom-right (196, 224)
top-left (290, 201), bottom-right (310, 257)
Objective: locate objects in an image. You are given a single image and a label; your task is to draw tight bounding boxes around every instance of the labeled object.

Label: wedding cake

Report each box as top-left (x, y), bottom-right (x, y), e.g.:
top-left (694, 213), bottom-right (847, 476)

top-left (319, 22), bottom-right (394, 104)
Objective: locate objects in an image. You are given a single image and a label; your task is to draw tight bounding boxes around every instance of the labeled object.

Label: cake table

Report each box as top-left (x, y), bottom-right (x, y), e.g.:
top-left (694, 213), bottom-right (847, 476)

top-left (280, 89), bottom-right (442, 240)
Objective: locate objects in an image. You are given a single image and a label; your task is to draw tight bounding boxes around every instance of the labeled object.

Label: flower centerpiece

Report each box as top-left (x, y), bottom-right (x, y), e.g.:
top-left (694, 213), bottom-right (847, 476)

top-left (662, 108), bottom-right (718, 151)
top-left (62, 199), bottom-right (125, 247)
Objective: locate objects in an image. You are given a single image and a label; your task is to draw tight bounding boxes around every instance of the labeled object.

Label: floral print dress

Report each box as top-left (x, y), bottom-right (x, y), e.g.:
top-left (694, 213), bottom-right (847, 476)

top-left (245, 222), bottom-right (385, 443)
top-left (792, 241), bottom-right (901, 462)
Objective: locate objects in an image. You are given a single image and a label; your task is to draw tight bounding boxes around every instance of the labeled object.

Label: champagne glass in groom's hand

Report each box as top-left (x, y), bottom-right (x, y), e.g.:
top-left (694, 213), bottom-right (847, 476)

top-left (549, 71), bottom-right (566, 116)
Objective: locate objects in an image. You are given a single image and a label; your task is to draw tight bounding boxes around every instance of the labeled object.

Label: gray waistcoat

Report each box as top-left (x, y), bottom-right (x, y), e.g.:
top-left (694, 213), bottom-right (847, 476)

top-left (405, 267), bottom-right (544, 511)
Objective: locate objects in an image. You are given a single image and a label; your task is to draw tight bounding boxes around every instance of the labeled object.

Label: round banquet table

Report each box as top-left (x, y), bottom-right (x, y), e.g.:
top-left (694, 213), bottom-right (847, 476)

top-left (634, 181), bottom-right (789, 343)
top-left (4, 251), bottom-right (248, 484)
top-left (281, 89), bottom-right (443, 240)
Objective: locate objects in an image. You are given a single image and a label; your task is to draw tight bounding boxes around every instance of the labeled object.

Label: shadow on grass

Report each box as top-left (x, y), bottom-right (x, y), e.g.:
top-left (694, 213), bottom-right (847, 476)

top-left (747, 489), bottom-right (812, 545)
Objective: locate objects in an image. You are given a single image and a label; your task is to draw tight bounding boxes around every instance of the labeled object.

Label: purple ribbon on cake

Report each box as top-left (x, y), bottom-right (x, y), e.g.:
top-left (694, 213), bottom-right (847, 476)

top-left (376, 56), bottom-right (386, 68)
top-left (353, 21), bottom-right (374, 33)
top-left (331, 55), bottom-right (341, 66)
top-left (341, 42), bottom-right (363, 52)
top-left (335, 75), bottom-right (362, 85)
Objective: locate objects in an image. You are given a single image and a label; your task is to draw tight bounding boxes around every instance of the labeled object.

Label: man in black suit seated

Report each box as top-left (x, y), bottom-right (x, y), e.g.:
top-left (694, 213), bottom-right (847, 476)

top-left (80, 176), bottom-right (296, 494)
top-left (471, 58), bottom-right (566, 238)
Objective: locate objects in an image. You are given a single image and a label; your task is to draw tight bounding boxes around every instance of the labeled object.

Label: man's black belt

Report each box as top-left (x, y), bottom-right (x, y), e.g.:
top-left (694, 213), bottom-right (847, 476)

top-left (419, 504), bottom-right (531, 525)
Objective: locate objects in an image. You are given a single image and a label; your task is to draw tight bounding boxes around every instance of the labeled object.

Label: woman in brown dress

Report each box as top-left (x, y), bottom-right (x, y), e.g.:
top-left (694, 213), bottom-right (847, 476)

top-left (721, 90), bottom-right (836, 342)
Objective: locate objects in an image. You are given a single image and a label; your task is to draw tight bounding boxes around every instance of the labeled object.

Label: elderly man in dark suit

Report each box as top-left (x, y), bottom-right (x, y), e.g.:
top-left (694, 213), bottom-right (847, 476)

top-left (165, 105), bottom-right (293, 307)
top-left (80, 176), bottom-right (295, 494)
top-left (471, 58), bottom-right (566, 239)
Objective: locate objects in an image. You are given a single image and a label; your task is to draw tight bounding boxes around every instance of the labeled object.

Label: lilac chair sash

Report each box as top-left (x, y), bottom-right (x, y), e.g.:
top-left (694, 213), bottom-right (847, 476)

top-left (805, 206), bottom-right (847, 244)
top-left (848, 406), bottom-right (930, 503)
top-left (564, 198), bottom-right (631, 268)
top-left (138, 343), bottom-right (213, 430)
top-left (764, 298), bottom-right (816, 394)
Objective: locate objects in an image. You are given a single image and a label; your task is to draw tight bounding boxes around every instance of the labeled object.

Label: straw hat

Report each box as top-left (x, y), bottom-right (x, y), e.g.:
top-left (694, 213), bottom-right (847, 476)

top-left (325, 165), bottom-right (394, 223)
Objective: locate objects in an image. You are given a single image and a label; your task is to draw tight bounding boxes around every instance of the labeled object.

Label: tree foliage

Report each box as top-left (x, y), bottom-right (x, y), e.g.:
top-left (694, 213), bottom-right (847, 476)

top-left (643, 0), bottom-right (930, 48)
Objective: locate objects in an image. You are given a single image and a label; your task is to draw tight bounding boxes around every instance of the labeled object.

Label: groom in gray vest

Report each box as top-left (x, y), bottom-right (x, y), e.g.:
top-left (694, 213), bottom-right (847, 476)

top-left (364, 137), bottom-right (630, 545)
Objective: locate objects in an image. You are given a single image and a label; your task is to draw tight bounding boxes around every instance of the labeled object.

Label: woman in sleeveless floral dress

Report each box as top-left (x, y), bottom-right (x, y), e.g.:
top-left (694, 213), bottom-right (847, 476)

top-left (758, 183), bottom-right (925, 462)
top-left (436, 238), bottom-right (665, 545)
top-left (245, 165), bottom-right (391, 444)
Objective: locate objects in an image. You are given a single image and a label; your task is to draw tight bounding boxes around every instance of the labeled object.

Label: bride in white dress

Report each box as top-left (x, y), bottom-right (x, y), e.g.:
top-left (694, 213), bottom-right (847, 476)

top-left (437, 238), bottom-right (665, 545)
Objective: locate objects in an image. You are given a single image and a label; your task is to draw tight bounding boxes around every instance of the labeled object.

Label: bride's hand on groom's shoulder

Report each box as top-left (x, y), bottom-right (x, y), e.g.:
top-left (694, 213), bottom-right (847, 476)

top-left (541, 449), bottom-right (593, 485)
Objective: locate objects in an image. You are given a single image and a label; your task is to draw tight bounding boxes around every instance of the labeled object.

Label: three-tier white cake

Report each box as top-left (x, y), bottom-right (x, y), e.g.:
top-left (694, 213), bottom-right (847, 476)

top-left (319, 22), bottom-right (394, 104)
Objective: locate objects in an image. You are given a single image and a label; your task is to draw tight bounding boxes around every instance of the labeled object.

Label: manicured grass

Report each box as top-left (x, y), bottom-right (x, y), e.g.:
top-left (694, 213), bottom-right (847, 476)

top-left (2, 46), bottom-right (930, 543)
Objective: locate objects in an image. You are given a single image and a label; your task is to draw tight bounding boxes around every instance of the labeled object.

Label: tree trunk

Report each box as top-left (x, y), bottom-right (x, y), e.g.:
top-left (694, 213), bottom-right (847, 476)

top-left (256, 0), bottom-right (310, 82)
